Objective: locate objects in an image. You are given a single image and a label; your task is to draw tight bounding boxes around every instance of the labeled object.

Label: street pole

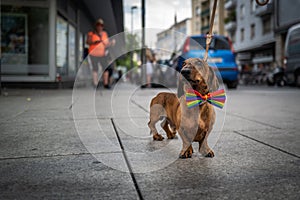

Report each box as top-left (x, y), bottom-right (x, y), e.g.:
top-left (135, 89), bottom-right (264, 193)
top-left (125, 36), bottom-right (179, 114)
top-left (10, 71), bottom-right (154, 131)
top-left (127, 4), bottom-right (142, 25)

top-left (0, 57), bottom-right (2, 95)
top-left (173, 1), bottom-right (178, 53)
top-left (141, 0), bottom-right (146, 86)
top-left (174, 12), bottom-right (177, 52)
top-left (130, 6), bottom-right (137, 70)
top-left (0, 15), bottom-right (1, 95)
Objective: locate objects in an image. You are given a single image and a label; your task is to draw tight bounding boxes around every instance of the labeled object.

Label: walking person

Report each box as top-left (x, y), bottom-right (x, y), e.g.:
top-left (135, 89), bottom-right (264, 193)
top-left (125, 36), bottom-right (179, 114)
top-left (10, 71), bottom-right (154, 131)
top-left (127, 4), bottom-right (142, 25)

top-left (146, 48), bottom-right (154, 88)
top-left (86, 18), bottom-right (115, 89)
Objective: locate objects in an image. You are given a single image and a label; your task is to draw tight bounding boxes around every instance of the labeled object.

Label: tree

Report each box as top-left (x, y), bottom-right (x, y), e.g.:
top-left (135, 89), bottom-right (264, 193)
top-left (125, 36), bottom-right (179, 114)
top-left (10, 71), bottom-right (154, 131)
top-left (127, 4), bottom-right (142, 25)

top-left (116, 31), bottom-right (141, 70)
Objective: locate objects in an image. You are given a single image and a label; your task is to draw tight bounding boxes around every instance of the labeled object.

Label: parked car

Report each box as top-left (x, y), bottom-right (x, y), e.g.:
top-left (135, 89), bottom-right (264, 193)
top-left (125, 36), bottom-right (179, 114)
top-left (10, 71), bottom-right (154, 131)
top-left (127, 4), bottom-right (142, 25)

top-left (177, 34), bottom-right (239, 89)
top-left (284, 23), bottom-right (300, 87)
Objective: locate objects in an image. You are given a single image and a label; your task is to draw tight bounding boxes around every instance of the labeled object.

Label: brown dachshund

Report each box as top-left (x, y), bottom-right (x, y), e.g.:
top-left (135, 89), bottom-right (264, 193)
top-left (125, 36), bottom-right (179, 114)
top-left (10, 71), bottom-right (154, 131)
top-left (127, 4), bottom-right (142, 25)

top-left (148, 58), bottom-right (219, 158)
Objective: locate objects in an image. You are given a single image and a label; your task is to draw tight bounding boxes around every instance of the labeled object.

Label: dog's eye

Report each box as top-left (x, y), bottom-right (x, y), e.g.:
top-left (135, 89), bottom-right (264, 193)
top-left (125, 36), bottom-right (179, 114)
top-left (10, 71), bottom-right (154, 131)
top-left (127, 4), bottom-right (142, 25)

top-left (195, 80), bottom-right (200, 83)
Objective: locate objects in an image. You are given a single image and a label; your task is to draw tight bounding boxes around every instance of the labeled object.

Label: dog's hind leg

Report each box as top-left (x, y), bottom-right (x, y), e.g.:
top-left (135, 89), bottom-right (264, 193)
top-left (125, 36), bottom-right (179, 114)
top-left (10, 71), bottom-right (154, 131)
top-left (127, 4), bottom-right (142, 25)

top-left (148, 104), bottom-right (165, 141)
top-left (168, 120), bottom-right (177, 137)
top-left (161, 118), bottom-right (176, 139)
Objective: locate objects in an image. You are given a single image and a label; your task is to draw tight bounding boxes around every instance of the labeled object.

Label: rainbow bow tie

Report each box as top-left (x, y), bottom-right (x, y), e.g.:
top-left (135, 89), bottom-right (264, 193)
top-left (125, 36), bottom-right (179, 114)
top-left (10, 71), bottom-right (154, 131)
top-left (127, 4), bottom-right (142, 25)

top-left (186, 89), bottom-right (226, 109)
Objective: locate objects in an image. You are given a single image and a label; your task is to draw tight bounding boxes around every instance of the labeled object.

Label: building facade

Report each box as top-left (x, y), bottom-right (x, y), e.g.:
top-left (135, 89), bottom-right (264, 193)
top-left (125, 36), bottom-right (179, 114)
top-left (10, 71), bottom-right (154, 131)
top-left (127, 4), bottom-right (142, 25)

top-left (1, 0), bottom-right (123, 84)
top-left (225, 0), bottom-right (275, 68)
top-left (191, 0), bottom-right (226, 35)
top-left (274, 0), bottom-right (300, 66)
top-left (225, 0), bottom-right (300, 69)
top-left (156, 18), bottom-right (192, 60)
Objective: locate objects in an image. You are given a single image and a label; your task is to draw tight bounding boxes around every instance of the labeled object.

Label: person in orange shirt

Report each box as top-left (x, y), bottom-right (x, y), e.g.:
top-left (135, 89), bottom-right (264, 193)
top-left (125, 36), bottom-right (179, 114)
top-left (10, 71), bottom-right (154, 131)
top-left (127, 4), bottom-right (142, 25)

top-left (86, 18), bottom-right (115, 89)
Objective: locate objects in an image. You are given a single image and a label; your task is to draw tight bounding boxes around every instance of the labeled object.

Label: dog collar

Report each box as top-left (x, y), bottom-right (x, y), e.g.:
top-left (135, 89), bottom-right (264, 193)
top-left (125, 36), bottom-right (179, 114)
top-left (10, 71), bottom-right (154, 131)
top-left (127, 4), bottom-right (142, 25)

top-left (185, 89), bottom-right (226, 109)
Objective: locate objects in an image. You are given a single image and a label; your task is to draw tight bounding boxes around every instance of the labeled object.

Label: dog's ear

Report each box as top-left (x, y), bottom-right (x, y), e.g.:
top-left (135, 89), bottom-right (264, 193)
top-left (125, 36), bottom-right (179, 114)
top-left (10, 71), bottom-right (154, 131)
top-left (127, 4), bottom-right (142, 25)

top-left (177, 77), bottom-right (184, 97)
top-left (177, 61), bottom-right (186, 97)
top-left (208, 66), bottom-right (219, 92)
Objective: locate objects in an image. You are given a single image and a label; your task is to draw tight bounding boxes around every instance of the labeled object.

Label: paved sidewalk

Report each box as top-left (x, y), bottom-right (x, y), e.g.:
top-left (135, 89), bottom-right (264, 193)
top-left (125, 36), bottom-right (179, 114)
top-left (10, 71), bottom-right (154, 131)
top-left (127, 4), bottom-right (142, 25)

top-left (0, 84), bottom-right (299, 199)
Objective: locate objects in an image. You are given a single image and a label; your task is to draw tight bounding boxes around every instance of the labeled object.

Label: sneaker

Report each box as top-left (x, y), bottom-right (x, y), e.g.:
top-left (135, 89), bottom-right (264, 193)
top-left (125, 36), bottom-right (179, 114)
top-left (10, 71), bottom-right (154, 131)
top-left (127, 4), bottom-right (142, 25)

top-left (104, 85), bottom-right (111, 89)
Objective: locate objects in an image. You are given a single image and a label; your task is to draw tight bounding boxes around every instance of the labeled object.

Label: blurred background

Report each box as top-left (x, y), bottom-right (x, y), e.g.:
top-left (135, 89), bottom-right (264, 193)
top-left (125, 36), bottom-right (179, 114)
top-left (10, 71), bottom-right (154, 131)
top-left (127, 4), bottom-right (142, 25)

top-left (1, 0), bottom-right (300, 89)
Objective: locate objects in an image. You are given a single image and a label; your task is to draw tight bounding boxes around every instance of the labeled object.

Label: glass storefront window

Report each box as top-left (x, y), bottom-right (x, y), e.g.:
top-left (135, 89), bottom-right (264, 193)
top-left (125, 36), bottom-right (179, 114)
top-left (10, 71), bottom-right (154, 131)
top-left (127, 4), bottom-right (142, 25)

top-left (56, 17), bottom-right (78, 76)
top-left (56, 16), bottom-right (68, 75)
top-left (68, 24), bottom-right (76, 76)
top-left (1, 5), bottom-right (49, 75)
top-left (78, 33), bottom-right (83, 64)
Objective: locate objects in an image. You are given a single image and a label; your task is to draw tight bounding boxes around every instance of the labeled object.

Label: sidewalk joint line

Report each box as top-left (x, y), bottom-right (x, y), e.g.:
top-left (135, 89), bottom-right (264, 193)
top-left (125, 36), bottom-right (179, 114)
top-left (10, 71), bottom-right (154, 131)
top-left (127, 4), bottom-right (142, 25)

top-left (0, 151), bottom-right (122, 161)
top-left (69, 97), bottom-right (79, 110)
top-left (228, 113), bottom-right (282, 130)
top-left (110, 118), bottom-right (144, 200)
top-left (233, 131), bottom-right (300, 159)
top-left (130, 99), bottom-right (149, 113)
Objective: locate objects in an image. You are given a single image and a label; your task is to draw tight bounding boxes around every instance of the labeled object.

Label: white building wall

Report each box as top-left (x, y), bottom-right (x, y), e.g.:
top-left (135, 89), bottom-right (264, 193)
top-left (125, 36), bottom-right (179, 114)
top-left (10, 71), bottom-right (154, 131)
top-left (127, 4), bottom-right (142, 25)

top-left (234, 0), bottom-right (275, 52)
top-left (156, 18), bottom-right (191, 60)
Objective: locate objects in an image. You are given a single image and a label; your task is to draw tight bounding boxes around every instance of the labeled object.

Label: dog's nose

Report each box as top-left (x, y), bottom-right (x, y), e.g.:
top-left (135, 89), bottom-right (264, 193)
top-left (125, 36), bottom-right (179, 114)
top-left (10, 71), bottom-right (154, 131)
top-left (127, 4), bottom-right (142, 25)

top-left (181, 69), bottom-right (191, 77)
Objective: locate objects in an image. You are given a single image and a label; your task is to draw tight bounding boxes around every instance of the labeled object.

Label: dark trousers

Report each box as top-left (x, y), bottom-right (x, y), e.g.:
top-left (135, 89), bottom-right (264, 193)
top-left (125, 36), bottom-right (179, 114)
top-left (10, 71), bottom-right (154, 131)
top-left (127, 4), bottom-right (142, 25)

top-left (89, 55), bottom-right (108, 72)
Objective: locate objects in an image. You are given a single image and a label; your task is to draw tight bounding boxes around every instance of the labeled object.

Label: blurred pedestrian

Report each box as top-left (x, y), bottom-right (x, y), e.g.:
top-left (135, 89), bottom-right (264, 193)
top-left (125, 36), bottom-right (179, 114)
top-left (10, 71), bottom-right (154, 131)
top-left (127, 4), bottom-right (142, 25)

top-left (146, 48), bottom-right (154, 88)
top-left (86, 18), bottom-right (115, 89)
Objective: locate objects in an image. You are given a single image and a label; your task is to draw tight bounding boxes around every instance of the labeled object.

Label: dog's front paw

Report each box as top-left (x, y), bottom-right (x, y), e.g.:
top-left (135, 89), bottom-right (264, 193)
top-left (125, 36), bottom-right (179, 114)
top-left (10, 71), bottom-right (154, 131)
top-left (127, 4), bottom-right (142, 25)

top-left (179, 146), bottom-right (193, 159)
top-left (153, 133), bottom-right (164, 141)
top-left (205, 150), bottom-right (215, 158)
top-left (179, 154), bottom-right (191, 159)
